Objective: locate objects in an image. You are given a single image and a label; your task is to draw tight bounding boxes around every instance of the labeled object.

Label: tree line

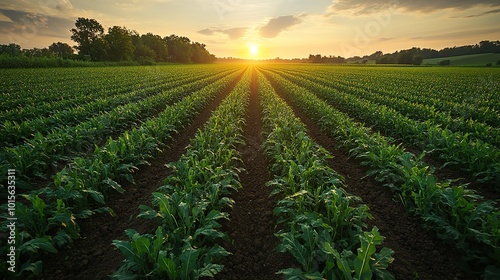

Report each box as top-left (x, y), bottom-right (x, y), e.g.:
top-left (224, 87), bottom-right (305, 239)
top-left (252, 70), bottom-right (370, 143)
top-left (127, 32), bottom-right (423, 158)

top-left (375, 40), bottom-right (500, 65)
top-left (0, 17), bottom-right (216, 65)
top-left (309, 40), bottom-right (500, 65)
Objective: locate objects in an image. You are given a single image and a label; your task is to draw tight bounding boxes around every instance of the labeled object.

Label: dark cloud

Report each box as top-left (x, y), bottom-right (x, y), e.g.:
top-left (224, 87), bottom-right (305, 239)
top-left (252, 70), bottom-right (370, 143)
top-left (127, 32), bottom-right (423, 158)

top-left (259, 15), bottom-right (302, 38)
top-left (0, 9), bottom-right (73, 46)
top-left (329, 0), bottom-right (500, 15)
top-left (197, 27), bottom-right (247, 39)
top-left (0, 9), bottom-right (48, 39)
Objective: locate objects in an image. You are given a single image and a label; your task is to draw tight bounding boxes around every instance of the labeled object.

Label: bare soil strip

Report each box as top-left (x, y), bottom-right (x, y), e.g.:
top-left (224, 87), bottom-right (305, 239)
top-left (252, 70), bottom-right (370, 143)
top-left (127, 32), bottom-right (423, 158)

top-left (263, 72), bottom-right (472, 280)
top-left (41, 68), bottom-right (247, 280)
top-left (215, 68), bottom-right (293, 280)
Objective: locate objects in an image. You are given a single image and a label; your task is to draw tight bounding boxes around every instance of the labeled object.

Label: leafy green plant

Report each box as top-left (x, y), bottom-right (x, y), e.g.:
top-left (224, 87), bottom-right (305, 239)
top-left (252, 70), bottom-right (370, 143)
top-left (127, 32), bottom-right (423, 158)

top-left (260, 66), bottom-right (500, 275)
top-left (258, 70), bottom-right (393, 279)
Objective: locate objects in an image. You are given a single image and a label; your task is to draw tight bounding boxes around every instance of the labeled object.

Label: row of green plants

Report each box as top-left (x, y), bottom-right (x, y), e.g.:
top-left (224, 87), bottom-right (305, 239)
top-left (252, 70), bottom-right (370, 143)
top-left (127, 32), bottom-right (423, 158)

top-left (0, 66), bottom-right (233, 112)
top-left (0, 69), bottom-right (239, 187)
top-left (1, 68), bottom-right (233, 148)
top-left (112, 69), bottom-right (251, 279)
top-left (261, 68), bottom-right (500, 278)
top-left (271, 69), bottom-right (500, 186)
top-left (0, 66), bottom-right (177, 120)
top-left (298, 66), bottom-right (500, 127)
top-left (257, 70), bottom-right (394, 279)
top-left (280, 68), bottom-right (500, 148)
top-left (0, 67), bottom-right (246, 279)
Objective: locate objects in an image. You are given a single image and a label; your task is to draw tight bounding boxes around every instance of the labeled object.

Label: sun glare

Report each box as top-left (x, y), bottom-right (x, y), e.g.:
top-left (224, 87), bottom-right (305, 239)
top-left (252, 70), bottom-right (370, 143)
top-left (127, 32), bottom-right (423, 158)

top-left (248, 43), bottom-right (259, 58)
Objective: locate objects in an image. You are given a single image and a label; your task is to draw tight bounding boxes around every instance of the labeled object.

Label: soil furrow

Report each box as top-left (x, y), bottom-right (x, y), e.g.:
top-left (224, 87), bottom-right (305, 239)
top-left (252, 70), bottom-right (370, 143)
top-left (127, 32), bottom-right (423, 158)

top-left (262, 70), bottom-right (470, 280)
top-left (215, 67), bottom-right (292, 280)
top-left (41, 67), bottom-right (247, 280)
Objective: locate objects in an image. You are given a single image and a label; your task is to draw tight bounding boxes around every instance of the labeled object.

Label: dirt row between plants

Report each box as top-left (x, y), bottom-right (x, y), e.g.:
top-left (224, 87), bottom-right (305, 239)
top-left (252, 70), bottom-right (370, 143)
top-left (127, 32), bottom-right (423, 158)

top-left (215, 68), bottom-right (294, 280)
top-left (261, 70), bottom-right (472, 280)
top-left (41, 67), bottom-right (247, 280)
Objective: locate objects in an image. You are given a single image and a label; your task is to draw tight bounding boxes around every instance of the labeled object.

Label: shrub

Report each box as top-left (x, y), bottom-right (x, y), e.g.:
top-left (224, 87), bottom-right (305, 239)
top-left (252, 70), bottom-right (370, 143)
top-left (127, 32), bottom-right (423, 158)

top-left (438, 59), bottom-right (451, 66)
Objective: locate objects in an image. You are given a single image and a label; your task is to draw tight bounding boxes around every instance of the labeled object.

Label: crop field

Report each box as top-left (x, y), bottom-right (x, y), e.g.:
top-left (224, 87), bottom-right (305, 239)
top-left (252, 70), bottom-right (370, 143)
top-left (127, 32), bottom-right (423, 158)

top-left (1, 64), bottom-right (500, 280)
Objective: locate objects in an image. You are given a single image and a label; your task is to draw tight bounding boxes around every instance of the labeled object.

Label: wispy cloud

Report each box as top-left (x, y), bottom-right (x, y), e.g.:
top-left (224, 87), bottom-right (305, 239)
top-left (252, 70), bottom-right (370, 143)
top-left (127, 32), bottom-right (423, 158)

top-left (328, 0), bottom-right (500, 15)
top-left (259, 15), bottom-right (302, 38)
top-left (410, 27), bottom-right (500, 41)
top-left (198, 27), bottom-right (248, 39)
top-left (450, 8), bottom-right (500, 18)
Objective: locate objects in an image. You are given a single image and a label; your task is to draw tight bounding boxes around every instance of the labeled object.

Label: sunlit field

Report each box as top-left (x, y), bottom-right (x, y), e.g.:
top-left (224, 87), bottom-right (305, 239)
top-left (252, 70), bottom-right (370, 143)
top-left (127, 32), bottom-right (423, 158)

top-left (2, 63), bottom-right (500, 279)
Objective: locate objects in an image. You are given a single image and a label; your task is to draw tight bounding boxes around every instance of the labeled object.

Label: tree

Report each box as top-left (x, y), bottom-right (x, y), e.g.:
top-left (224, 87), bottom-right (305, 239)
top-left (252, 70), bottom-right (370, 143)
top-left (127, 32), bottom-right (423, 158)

top-left (89, 38), bottom-right (109, 61)
top-left (48, 42), bottom-right (74, 59)
top-left (397, 51), bottom-right (414, 64)
top-left (412, 55), bottom-right (423, 65)
top-left (165, 35), bottom-right (192, 63)
top-left (105, 26), bottom-right (135, 61)
top-left (191, 42), bottom-right (215, 63)
top-left (70, 18), bottom-right (104, 58)
top-left (141, 33), bottom-right (168, 62)
top-left (135, 44), bottom-right (156, 64)
top-left (377, 54), bottom-right (397, 64)
top-left (0, 44), bottom-right (22, 56)
top-left (439, 59), bottom-right (451, 66)
top-left (366, 51), bottom-right (383, 60)
top-left (23, 48), bottom-right (52, 58)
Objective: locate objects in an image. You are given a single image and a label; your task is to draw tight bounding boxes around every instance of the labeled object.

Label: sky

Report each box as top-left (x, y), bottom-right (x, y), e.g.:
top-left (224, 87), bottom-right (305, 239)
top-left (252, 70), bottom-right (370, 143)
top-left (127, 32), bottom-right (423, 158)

top-left (0, 0), bottom-right (499, 59)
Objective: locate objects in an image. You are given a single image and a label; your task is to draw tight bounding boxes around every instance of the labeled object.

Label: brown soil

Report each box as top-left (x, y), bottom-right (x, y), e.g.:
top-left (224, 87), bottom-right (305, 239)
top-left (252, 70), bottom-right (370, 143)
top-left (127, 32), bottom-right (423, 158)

top-left (261, 70), bottom-right (473, 280)
top-left (41, 68), bottom-right (247, 280)
top-left (215, 68), bottom-right (294, 280)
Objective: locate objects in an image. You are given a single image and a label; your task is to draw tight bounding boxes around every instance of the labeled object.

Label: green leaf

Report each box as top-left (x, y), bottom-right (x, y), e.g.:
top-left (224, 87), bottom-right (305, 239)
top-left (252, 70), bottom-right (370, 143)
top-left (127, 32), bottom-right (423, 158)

top-left (20, 260), bottom-right (43, 276)
top-left (354, 227), bottom-right (384, 280)
top-left (277, 268), bottom-right (307, 280)
top-left (20, 237), bottom-right (58, 254)
top-left (198, 263), bottom-right (224, 277)
top-left (103, 178), bottom-right (125, 193)
top-left (373, 247), bottom-right (395, 280)
top-left (484, 265), bottom-right (500, 280)
top-left (180, 245), bottom-right (200, 279)
top-left (113, 240), bottom-right (135, 259)
top-left (109, 270), bottom-right (139, 280)
top-left (332, 249), bottom-right (354, 280)
top-left (84, 189), bottom-right (106, 204)
top-left (131, 236), bottom-right (151, 257)
top-left (278, 232), bottom-right (309, 269)
top-left (304, 271), bottom-right (324, 279)
top-left (158, 253), bottom-right (177, 279)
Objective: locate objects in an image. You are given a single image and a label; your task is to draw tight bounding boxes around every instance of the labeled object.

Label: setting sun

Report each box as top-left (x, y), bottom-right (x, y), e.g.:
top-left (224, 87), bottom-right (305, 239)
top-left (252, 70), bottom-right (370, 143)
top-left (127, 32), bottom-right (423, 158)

top-left (248, 43), bottom-right (260, 58)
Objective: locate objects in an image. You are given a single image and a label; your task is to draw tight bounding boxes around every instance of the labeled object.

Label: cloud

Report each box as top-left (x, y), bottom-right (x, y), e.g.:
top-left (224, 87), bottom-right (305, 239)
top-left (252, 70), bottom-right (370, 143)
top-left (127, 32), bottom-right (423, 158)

top-left (410, 27), bottom-right (500, 41)
top-left (451, 8), bottom-right (500, 18)
top-left (0, 9), bottom-right (48, 32)
top-left (0, 0), bottom-right (76, 17)
top-left (377, 37), bottom-right (395, 42)
top-left (0, 8), bottom-right (74, 46)
top-left (328, 0), bottom-right (500, 15)
top-left (259, 15), bottom-right (302, 38)
top-left (197, 27), bottom-right (248, 39)
top-left (222, 27), bottom-right (247, 39)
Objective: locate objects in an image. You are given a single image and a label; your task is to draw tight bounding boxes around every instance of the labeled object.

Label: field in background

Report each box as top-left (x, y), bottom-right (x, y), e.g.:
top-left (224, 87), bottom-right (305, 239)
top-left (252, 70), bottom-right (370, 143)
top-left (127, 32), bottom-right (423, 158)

top-left (423, 53), bottom-right (500, 66)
